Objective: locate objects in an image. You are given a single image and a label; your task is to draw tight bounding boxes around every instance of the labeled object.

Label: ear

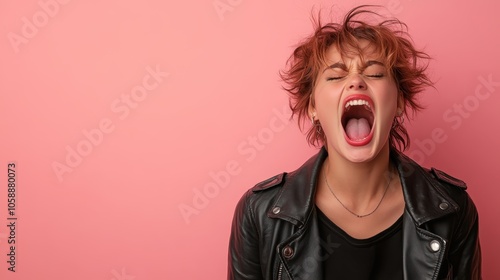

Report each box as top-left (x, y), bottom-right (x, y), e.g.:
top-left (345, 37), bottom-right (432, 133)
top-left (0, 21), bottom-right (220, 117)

top-left (308, 94), bottom-right (316, 120)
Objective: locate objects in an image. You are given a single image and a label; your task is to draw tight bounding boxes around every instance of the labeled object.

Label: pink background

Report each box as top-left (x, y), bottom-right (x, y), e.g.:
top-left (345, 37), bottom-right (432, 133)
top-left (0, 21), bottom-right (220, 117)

top-left (1, 0), bottom-right (499, 279)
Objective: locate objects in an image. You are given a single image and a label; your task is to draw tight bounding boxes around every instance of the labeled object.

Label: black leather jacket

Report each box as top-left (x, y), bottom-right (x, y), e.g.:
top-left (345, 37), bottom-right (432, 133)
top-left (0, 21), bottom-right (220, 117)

top-left (228, 147), bottom-right (481, 279)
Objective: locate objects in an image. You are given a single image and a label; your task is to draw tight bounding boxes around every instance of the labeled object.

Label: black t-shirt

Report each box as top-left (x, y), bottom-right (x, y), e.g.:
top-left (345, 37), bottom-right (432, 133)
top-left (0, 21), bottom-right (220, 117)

top-left (316, 207), bottom-right (403, 280)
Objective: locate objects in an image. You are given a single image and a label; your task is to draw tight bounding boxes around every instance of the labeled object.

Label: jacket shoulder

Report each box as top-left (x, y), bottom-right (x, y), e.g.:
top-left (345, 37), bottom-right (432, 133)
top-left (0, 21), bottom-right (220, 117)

top-left (428, 167), bottom-right (467, 190)
top-left (236, 172), bottom-right (287, 219)
top-left (395, 149), bottom-right (468, 191)
top-left (231, 173), bottom-right (287, 232)
top-left (251, 172), bottom-right (286, 192)
top-left (232, 173), bottom-right (286, 215)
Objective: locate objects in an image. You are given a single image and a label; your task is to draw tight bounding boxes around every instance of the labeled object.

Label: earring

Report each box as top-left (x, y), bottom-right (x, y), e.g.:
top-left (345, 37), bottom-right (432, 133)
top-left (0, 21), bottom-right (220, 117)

top-left (312, 114), bottom-right (322, 135)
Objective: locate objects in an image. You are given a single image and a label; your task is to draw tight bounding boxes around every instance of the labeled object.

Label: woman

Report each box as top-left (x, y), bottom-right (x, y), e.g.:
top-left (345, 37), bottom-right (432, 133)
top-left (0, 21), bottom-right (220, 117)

top-left (228, 5), bottom-right (481, 280)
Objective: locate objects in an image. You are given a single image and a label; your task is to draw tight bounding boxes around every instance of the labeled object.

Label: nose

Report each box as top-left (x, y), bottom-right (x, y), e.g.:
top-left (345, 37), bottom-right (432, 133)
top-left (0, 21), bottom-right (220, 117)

top-left (347, 74), bottom-right (367, 91)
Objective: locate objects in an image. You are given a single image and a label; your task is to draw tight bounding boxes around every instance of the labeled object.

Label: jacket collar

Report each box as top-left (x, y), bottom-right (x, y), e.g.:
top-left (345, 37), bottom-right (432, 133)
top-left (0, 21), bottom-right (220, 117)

top-left (268, 146), bottom-right (460, 227)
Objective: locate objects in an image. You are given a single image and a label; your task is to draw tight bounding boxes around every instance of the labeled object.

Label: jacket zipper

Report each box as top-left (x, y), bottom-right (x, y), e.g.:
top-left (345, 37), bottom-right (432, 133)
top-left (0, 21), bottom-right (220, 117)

top-left (277, 263), bottom-right (283, 280)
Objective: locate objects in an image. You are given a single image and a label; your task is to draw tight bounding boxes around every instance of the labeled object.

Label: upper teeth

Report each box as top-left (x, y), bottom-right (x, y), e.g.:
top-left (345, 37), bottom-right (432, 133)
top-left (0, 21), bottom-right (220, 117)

top-left (345, 99), bottom-right (371, 109)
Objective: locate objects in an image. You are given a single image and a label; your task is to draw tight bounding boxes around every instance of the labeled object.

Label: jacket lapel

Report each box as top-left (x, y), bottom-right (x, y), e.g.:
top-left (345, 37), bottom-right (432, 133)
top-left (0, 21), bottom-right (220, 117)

top-left (394, 150), bottom-right (459, 225)
top-left (267, 147), bottom-right (327, 228)
top-left (395, 151), bottom-right (459, 280)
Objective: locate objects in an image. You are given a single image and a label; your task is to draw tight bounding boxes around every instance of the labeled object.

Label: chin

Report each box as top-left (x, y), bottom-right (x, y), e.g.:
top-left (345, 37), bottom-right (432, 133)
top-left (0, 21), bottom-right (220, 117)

top-left (337, 135), bottom-right (388, 163)
top-left (343, 147), bottom-right (377, 163)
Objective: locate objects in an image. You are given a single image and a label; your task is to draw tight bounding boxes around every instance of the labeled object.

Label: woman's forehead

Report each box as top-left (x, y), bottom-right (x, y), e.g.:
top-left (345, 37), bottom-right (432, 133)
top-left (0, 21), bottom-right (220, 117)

top-left (324, 40), bottom-right (383, 64)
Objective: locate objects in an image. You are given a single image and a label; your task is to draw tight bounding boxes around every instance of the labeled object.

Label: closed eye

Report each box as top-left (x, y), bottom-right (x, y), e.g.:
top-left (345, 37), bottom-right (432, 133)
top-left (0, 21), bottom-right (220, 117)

top-left (326, 76), bottom-right (345, 81)
top-left (366, 73), bottom-right (384, 78)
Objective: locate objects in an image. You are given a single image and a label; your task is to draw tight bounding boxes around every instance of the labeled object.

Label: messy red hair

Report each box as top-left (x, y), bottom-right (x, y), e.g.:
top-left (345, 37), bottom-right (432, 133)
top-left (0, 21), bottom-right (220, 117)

top-left (280, 5), bottom-right (433, 150)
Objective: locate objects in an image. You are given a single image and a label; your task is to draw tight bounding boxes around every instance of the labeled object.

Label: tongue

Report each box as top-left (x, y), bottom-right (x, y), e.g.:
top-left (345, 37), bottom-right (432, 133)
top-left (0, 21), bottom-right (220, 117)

top-left (345, 118), bottom-right (370, 140)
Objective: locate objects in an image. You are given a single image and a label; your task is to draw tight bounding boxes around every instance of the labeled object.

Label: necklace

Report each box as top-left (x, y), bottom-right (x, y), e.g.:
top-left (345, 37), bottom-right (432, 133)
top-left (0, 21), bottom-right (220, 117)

top-left (323, 162), bottom-right (394, 218)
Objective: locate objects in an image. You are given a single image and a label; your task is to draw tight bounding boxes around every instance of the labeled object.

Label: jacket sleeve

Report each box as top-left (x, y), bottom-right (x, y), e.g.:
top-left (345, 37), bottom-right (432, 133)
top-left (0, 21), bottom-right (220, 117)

top-left (228, 190), bottom-right (264, 280)
top-left (449, 193), bottom-right (482, 279)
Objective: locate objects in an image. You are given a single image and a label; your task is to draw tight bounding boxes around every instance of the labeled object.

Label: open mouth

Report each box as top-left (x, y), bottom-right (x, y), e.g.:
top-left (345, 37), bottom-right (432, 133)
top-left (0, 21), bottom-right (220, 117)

top-left (341, 95), bottom-right (375, 146)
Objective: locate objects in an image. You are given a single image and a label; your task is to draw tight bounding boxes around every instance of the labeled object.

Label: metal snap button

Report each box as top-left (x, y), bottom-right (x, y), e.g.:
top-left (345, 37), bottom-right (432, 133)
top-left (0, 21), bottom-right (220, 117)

top-left (283, 246), bottom-right (294, 259)
top-left (439, 202), bottom-right (449, 210)
top-left (430, 240), bottom-right (441, 252)
top-left (272, 206), bottom-right (281, 214)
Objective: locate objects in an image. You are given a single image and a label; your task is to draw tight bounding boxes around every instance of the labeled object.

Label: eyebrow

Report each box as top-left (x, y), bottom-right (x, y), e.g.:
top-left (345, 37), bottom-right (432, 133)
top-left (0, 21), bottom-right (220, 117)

top-left (364, 60), bottom-right (385, 68)
top-left (323, 60), bottom-right (385, 73)
top-left (323, 62), bottom-right (347, 73)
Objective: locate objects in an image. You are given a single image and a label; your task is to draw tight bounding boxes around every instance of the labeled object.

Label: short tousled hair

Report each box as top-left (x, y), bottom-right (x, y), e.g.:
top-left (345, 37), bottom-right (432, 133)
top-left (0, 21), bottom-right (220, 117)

top-left (280, 5), bottom-right (433, 151)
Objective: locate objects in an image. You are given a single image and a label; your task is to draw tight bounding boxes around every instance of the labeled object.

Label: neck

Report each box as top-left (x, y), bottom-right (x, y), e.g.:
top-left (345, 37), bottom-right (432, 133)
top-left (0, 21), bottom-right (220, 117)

top-left (323, 143), bottom-right (394, 206)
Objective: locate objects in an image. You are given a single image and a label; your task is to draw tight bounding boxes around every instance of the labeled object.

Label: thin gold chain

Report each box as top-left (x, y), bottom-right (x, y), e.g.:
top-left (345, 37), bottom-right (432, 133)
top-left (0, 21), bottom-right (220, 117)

top-left (323, 162), bottom-right (393, 218)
